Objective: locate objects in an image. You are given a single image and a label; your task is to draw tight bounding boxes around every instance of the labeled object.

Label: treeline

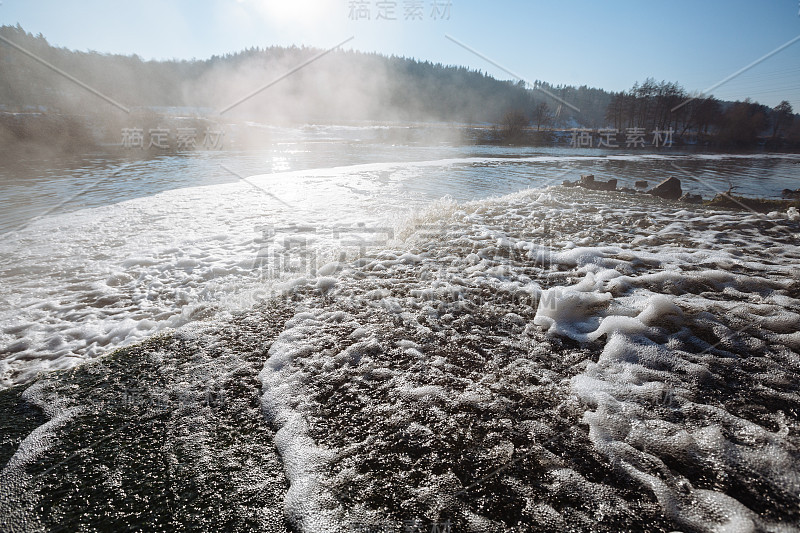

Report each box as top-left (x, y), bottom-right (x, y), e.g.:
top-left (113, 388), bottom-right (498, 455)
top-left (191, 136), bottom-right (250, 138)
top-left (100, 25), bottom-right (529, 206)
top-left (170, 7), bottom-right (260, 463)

top-left (604, 78), bottom-right (798, 148)
top-left (0, 24), bottom-right (542, 124)
top-left (1, 24), bottom-right (797, 148)
top-left (0, 25), bottom-right (625, 128)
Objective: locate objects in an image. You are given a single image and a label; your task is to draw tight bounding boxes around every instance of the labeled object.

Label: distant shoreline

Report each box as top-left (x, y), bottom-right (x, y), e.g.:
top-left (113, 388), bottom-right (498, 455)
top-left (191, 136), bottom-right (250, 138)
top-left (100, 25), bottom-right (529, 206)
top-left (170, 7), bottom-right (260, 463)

top-left (3, 111), bottom-right (800, 159)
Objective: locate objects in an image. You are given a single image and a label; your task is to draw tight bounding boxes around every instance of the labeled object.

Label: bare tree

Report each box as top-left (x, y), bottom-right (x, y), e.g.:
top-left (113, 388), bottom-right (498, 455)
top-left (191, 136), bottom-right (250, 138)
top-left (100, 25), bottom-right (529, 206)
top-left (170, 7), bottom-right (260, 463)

top-left (771, 100), bottom-right (794, 139)
top-left (532, 102), bottom-right (551, 131)
top-left (501, 110), bottom-right (528, 139)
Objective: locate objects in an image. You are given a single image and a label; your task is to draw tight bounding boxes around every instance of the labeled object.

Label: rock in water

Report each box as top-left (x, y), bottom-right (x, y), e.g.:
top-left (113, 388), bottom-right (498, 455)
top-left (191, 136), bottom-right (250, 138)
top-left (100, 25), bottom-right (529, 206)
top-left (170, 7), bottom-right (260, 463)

top-left (634, 180), bottom-right (648, 189)
top-left (649, 177), bottom-right (682, 200)
top-left (679, 193), bottom-right (703, 204)
top-left (599, 178), bottom-right (617, 191)
top-left (577, 174), bottom-right (617, 191)
top-left (781, 188), bottom-right (800, 199)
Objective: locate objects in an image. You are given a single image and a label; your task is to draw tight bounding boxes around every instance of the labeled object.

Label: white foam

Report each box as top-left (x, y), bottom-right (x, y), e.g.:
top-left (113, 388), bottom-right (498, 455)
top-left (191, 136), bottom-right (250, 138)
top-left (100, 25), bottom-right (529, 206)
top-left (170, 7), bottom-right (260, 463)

top-left (0, 382), bottom-right (82, 527)
top-left (259, 309), bottom-right (375, 530)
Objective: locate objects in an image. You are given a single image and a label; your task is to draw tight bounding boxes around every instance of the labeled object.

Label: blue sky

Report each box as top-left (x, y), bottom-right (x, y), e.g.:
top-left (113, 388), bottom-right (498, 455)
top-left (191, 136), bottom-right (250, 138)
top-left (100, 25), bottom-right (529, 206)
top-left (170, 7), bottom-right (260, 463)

top-left (3, 0), bottom-right (799, 109)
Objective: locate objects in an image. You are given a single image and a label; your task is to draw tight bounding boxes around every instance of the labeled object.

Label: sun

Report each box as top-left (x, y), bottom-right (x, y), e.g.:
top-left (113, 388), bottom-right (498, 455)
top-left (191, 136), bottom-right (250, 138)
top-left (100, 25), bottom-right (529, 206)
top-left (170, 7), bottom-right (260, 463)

top-left (242, 0), bottom-right (341, 31)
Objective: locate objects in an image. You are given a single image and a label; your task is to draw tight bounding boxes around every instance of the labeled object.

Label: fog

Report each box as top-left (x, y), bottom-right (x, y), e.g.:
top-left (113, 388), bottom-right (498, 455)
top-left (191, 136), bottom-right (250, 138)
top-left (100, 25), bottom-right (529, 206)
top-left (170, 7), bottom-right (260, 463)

top-left (2, 25), bottom-right (550, 155)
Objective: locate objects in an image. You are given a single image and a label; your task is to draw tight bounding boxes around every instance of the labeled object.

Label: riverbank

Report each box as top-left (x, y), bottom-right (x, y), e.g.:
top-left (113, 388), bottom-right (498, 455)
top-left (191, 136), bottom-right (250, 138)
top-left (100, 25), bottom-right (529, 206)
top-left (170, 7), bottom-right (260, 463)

top-left (4, 112), bottom-right (800, 159)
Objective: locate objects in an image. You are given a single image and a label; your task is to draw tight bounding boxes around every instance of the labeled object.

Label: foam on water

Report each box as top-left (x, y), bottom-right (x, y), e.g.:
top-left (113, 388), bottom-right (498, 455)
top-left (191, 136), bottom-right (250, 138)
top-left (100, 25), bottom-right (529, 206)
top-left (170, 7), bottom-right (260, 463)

top-left (0, 380), bottom-right (82, 528)
top-left (242, 185), bottom-right (800, 528)
top-left (0, 159), bottom-right (444, 388)
top-left (2, 151), bottom-right (800, 388)
top-left (3, 150), bottom-right (800, 528)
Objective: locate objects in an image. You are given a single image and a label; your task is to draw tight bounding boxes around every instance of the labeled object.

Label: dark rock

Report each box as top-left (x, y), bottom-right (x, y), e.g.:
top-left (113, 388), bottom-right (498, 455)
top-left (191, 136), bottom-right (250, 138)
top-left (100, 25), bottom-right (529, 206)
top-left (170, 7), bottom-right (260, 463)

top-left (619, 187), bottom-right (639, 194)
top-left (648, 177), bottom-right (682, 200)
top-left (781, 188), bottom-right (800, 199)
top-left (576, 174), bottom-right (617, 192)
top-left (560, 176), bottom-right (625, 194)
top-left (634, 180), bottom-right (648, 189)
top-left (679, 193), bottom-right (703, 204)
top-left (599, 178), bottom-right (617, 191)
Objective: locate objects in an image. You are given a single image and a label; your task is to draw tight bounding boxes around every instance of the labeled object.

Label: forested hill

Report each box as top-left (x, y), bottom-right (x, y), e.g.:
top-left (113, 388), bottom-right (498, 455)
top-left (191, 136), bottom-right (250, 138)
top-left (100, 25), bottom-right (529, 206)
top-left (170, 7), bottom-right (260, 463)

top-left (0, 24), bottom-right (610, 125)
top-left (1, 24), bottom-right (797, 147)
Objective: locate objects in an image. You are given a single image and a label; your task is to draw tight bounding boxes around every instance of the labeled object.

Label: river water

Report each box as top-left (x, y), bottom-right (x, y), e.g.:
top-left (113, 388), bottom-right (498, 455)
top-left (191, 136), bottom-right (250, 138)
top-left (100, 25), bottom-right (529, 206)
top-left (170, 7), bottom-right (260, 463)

top-left (1, 127), bottom-right (799, 531)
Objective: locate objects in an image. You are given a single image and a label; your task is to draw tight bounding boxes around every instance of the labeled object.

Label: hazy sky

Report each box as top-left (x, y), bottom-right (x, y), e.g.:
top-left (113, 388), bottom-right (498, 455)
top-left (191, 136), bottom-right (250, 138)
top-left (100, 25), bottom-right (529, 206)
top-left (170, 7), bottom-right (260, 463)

top-left (3, 0), bottom-right (799, 108)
